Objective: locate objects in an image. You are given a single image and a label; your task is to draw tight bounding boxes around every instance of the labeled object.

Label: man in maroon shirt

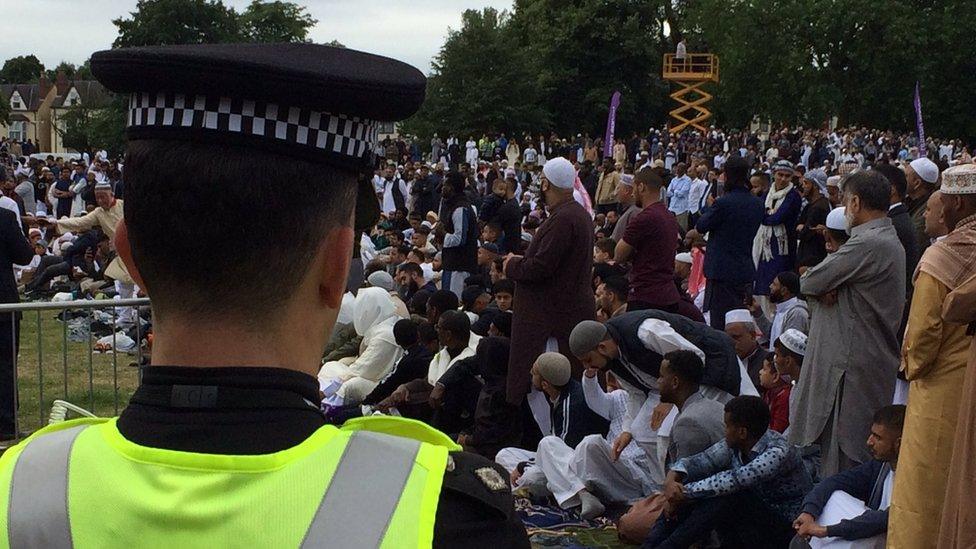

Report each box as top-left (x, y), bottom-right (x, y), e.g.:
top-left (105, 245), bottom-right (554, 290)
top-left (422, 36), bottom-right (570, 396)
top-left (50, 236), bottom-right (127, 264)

top-left (615, 168), bottom-right (703, 322)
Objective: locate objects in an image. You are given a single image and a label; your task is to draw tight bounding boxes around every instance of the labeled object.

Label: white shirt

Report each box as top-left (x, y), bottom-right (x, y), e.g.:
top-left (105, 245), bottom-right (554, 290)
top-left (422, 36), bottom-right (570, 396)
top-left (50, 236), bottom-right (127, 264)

top-left (523, 147), bottom-right (538, 164)
top-left (688, 178), bottom-right (710, 214)
top-left (0, 196), bottom-right (22, 230)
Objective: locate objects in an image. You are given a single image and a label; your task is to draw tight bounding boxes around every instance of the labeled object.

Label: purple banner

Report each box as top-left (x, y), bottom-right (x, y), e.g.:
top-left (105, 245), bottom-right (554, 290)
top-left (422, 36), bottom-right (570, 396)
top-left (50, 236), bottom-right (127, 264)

top-left (603, 91), bottom-right (621, 159)
top-left (914, 82), bottom-right (926, 157)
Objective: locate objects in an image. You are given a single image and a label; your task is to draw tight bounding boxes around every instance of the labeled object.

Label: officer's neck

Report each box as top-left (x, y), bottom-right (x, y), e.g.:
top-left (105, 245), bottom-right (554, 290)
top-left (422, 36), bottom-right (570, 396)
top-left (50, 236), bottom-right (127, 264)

top-left (151, 306), bottom-right (333, 379)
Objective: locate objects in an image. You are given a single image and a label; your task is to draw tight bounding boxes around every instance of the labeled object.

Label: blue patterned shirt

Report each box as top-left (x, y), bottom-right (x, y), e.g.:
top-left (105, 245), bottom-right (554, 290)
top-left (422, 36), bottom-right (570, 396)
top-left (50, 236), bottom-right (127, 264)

top-left (671, 429), bottom-right (812, 521)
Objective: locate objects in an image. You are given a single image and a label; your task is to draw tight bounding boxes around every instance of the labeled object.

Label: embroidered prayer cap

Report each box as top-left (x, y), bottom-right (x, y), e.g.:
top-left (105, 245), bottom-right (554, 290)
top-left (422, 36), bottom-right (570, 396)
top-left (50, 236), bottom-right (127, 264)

top-left (838, 160), bottom-right (859, 176)
top-left (777, 328), bottom-right (807, 356)
top-left (909, 157), bottom-right (940, 185)
top-left (94, 181), bottom-right (113, 191)
top-left (772, 160), bottom-right (794, 174)
top-left (826, 175), bottom-right (843, 189)
top-left (619, 174), bottom-right (634, 187)
top-left (826, 207), bottom-right (847, 231)
top-left (724, 309), bottom-right (754, 326)
top-left (940, 163), bottom-right (976, 195)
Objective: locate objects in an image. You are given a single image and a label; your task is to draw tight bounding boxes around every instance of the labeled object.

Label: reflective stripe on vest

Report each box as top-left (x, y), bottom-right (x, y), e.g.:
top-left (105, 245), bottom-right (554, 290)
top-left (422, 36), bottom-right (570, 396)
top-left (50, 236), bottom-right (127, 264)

top-left (8, 424), bottom-right (86, 549)
top-left (8, 426), bottom-right (422, 549)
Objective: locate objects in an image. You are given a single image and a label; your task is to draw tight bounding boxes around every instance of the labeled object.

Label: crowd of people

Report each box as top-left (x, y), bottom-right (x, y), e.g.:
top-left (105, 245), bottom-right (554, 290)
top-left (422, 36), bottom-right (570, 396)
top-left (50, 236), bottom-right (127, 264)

top-left (3, 119), bottom-right (976, 547)
top-left (328, 123), bottom-right (975, 548)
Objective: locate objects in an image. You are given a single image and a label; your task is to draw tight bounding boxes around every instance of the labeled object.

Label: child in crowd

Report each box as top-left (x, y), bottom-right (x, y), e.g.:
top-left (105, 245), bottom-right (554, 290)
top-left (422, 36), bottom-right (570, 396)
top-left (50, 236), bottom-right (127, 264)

top-left (772, 328), bottom-right (807, 434)
top-left (823, 207), bottom-right (850, 253)
top-left (482, 222), bottom-right (502, 246)
top-left (493, 279), bottom-right (514, 312)
top-left (760, 354), bottom-right (791, 433)
top-left (592, 237), bottom-right (616, 265)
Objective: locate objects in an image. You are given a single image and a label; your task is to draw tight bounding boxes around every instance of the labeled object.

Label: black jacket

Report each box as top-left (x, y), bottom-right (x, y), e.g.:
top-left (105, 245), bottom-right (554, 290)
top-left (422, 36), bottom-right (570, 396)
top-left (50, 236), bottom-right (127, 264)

top-left (800, 460), bottom-right (891, 540)
top-left (888, 204), bottom-right (919, 293)
top-left (0, 208), bottom-right (33, 317)
top-left (362, 344), bottom-right (434, 405)
top-left (550, 379), bottom-right (609, 448)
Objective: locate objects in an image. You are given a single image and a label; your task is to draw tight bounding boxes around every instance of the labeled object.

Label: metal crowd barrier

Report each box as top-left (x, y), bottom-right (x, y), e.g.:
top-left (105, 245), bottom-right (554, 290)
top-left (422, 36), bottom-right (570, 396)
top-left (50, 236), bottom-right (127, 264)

top-left (0, 298), bottom-right (151, 445)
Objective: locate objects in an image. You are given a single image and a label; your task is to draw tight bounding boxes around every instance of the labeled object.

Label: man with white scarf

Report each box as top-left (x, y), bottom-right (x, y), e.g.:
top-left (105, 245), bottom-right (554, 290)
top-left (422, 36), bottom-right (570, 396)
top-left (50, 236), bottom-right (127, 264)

top-left (753, 160), bottom-right (802, 313)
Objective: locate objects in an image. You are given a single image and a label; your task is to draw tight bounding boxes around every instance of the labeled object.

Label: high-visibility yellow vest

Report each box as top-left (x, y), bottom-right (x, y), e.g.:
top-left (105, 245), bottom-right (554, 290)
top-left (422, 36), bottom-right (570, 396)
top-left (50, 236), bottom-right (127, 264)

top-left (0, 414), bottom-right (459, 548)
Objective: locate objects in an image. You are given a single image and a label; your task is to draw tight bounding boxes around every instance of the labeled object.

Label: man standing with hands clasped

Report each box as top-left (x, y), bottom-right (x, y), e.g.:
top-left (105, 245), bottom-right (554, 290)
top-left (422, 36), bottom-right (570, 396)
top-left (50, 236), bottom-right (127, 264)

top-left (503, 157), bottom-right (595, 419)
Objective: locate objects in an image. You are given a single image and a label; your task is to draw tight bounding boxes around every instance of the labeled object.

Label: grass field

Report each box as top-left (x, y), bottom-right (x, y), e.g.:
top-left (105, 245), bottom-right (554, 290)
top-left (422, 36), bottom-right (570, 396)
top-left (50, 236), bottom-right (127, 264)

top-left (12, 310), bottom-right (143, 435)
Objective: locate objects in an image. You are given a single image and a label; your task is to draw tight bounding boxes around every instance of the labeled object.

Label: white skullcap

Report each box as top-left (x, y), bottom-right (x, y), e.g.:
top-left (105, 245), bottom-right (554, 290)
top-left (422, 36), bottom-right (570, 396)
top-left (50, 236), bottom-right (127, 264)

top-left (725, 309), bottom-right (754, 326)
top-left (619, 174), bottom-right (634, 187)
top-left (826, 175), bottom-right (842, 188)
top-left (675, 252), bottom-right (693, 265)
top-left (778, 328), bottom-right (807, 356)
top-left (542, 157), bottom-right (576, 189)
top-left (910, 158), bottom-right (939, 184)
top-left (826, 207), bottom-right (847, 231)
top-left (367, 271), bottom-right (395, 292)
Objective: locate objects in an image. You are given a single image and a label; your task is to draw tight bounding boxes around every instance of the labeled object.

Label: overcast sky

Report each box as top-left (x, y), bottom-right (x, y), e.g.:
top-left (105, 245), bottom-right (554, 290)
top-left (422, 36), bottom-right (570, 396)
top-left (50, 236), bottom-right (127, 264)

top-left (2, 0), bottom-right (513, 75)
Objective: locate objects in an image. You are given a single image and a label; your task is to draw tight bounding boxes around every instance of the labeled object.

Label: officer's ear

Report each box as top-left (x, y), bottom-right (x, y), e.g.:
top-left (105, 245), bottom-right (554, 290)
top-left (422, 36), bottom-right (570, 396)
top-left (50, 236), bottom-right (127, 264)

top-left (114, 220), bottom-right (147, 293)
top-left (316, 220), bottom-right (354, 311)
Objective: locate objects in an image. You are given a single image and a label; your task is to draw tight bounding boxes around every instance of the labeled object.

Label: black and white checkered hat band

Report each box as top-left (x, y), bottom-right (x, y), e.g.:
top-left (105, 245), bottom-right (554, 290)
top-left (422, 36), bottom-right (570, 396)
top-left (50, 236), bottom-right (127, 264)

top-left (127, 92), bottom-right (378, 159)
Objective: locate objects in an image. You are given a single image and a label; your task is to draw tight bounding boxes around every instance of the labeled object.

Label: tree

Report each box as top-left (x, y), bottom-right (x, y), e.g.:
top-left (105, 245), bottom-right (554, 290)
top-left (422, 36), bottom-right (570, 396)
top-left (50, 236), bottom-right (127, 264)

top-left (45, 60), bottom-right (94, 82)
top-left (0, 55), bottom-right (44, 84)
top-left (112, 0), bottom-right (318, 47)
top-left (113, 0), bottom-right (243, 47)
top-left (55, 97), bottom-right (128, 157)
top-left (402, 8), bottom-right (548, 140)
top-left (240, 0), bottom-right (317, 43)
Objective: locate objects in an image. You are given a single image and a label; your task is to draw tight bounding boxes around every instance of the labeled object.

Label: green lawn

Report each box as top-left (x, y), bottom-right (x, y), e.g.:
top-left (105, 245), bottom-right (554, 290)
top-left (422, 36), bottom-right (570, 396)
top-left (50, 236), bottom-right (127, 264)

top-left (13, 310), bottom-right (143, 435)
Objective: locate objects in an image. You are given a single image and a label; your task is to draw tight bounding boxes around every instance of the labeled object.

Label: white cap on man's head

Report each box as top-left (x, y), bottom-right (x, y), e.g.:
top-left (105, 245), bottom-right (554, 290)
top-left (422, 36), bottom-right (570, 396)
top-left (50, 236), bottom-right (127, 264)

top-left (542, 157), bottom-right (576, 189)
top-left (675, 252), bottom-right (693, 265)
top-left (909, 158), bottom-right (939, 184)
top-left (826, 207), bottom-right (847, 231)
top-left (725, 309), bottom-right (754, 326)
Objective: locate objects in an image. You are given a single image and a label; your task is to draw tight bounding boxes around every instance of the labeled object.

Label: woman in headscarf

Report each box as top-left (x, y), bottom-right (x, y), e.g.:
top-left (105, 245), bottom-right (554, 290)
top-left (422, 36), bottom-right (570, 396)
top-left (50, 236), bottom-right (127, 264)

top-left (318, 287), bottom-right (405, 407)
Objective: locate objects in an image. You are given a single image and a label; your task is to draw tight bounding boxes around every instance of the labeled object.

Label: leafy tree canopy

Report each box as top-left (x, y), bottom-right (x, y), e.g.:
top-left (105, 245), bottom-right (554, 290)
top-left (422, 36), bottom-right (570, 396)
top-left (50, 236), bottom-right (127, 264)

top-left (0, 55), bottom-right (45, 85)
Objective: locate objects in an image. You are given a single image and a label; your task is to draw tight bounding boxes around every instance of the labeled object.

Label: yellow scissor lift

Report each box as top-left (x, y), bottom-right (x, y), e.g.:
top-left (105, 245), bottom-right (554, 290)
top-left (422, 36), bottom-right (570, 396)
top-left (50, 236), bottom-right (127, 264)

top-left (663, 53), bottom-right (719, 133)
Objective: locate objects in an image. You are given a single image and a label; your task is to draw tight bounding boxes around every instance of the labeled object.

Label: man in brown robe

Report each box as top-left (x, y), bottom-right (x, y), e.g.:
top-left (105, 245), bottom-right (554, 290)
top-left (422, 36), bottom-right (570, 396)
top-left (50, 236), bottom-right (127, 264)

top-left (504, 157), bottom-right (596, 406)
top-left (939, 270), bottom-right (976, 549)
top-left (889, 164), bottom-right (976, 549)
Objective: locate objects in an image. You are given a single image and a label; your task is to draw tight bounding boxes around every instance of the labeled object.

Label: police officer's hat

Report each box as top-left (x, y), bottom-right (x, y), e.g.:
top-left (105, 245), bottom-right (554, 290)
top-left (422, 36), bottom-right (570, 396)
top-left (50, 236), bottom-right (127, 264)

top-left (90, 43), bottom-right (427, 228)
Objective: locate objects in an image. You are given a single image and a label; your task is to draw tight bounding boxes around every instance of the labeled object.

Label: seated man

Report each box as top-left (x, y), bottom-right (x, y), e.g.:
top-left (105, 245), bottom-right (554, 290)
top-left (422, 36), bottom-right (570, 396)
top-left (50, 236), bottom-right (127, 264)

top-left (617, 350), bottom-right (727, 543)
top-left (506, 364), bottom-right (656, 520)
top-left (791, 405), bottom-right (905, 549)
top-left (495, 353), bottom-right (609, 514)
top-left (377, 309), bottom-right (479, 427)
top-left (646, 396), bottom-right (813, 549)
top-left (361, 319), bottom-right (434, 407)
top-left (569, 310), bottom-right (754, 487)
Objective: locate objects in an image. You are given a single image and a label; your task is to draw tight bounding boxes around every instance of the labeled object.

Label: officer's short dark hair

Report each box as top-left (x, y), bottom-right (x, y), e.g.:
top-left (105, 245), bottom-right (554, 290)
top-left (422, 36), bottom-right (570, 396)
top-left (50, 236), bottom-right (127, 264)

top-left (724, 396), bottom-right (770, 439)
top-left (124, 139), bottom-right (356, 323)
top-left (845, 170), bottom-right (891, 212)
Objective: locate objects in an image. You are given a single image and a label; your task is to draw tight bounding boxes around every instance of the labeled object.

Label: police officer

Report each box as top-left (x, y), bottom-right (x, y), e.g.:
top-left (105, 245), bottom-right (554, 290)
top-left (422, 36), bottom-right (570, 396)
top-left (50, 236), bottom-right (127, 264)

top-left (0, 43), bottom-right (528, 548)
